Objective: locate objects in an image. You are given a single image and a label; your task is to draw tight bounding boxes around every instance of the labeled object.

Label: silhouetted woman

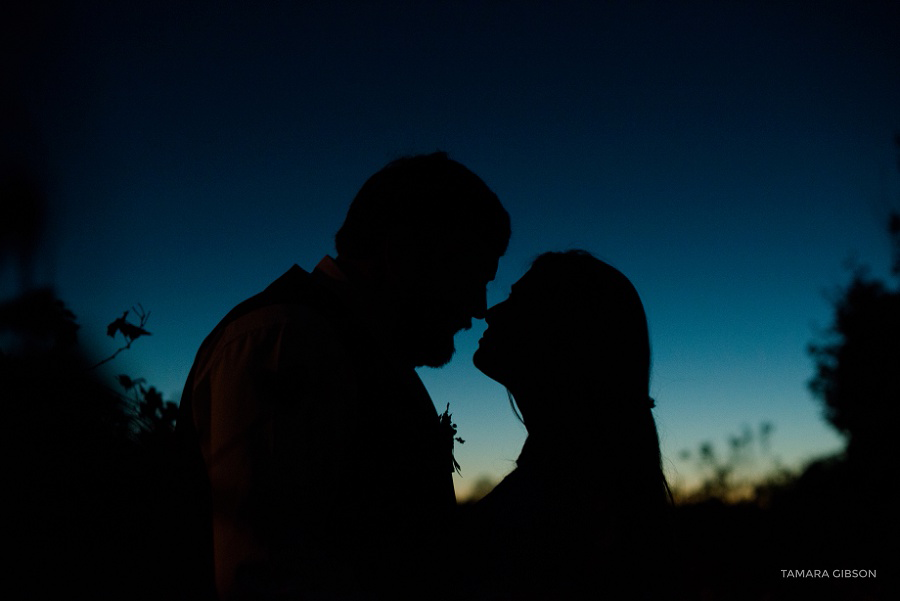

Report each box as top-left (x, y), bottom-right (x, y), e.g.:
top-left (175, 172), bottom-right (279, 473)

top-left (465, 250), bottom-right (672, 600)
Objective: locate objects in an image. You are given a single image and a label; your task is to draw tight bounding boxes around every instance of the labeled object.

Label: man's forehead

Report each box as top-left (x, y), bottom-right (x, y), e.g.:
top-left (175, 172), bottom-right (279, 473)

top-left (449, 248), bottom-right (499, 271)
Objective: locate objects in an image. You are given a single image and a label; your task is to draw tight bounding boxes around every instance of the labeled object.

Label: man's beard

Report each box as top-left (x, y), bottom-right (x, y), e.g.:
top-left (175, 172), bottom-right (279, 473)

top-left (391, 294), bottom-right (464, 368)
top-left (411, 330), bottom-right (457, 368)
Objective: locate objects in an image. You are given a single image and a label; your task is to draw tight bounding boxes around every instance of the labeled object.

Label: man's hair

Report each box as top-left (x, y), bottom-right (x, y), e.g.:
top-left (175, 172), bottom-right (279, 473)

top-left (335, 152), bottom-right (510, 262)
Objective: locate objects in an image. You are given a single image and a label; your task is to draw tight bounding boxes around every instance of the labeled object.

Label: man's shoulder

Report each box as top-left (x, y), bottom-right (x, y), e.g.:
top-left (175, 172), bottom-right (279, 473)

top-left (222, 265), bottom-right (316, 324)
top-left (194, 265), bottom-right (355, 367)
top-left (217, 302), bottom-right (339, 349)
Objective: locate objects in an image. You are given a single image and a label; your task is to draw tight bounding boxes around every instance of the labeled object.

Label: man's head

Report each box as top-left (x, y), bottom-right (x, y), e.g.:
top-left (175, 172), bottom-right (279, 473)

top-left (335, 152), bottom-right (510, 367)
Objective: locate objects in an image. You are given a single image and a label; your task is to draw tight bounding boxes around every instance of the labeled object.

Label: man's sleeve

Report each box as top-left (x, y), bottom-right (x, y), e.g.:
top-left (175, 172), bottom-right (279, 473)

top-left (195, 303), bottom-right (361, 598)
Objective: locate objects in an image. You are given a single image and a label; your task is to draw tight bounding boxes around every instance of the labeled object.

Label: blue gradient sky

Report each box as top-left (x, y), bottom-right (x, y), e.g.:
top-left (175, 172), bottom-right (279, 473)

top-left (8, 1), bottom-right (899, 497)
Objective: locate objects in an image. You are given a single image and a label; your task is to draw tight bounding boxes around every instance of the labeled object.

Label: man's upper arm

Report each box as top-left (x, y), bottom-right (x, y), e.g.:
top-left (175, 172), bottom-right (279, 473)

top-left (196, 303), bottom-right (358, 595)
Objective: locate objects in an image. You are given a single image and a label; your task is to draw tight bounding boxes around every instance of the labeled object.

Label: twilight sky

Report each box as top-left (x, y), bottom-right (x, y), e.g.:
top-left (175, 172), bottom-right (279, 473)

top-left (6, 0), bottom-right (899, 497)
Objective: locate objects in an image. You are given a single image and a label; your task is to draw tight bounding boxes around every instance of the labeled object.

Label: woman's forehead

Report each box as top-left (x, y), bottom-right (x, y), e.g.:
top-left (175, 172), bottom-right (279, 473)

top-left (511, 267), bottom-right (563, 299)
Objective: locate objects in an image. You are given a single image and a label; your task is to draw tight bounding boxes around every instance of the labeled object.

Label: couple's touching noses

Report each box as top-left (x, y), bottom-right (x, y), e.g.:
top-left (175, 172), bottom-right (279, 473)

top-left (176, 152), bottom-right (671, 600)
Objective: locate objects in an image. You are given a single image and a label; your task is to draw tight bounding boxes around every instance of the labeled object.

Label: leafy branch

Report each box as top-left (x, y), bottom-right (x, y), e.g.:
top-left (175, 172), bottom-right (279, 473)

top-left (88, 304), bottom-right (151, 370)
top-left (116, 374), bottom-right (178, 437)
top-left (439, 403), bottom-right (466, 475)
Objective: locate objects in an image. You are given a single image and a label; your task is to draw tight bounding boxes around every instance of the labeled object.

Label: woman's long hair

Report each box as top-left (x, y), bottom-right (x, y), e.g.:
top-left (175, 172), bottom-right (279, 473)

top-left (519, 250), bottom-right (672, 512)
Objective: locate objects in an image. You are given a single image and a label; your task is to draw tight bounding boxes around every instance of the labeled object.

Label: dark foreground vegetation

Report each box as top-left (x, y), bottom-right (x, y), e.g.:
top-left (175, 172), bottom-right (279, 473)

top-left (670, 210), bottom-right (898, 600)
top-left (2, 291), bottom-right (183, 598)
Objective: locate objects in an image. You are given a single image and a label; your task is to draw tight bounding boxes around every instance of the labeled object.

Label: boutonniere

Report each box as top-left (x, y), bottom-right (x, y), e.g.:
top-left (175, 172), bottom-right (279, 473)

top-left (439, 403), bottom-right (465, 475)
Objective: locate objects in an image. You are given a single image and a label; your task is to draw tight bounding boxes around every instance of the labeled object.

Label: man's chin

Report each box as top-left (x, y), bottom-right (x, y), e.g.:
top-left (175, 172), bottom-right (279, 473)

top-left (416, 345), bottom-right (456, 368)
top-left (411, 334), bottom-right (457, 368)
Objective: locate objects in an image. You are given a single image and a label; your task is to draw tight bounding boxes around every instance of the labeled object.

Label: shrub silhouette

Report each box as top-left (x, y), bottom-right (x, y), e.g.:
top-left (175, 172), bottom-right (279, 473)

top-left (808, 247), bottom-right (900, 468)
top-left (2, 291), bottom-right (181, 598)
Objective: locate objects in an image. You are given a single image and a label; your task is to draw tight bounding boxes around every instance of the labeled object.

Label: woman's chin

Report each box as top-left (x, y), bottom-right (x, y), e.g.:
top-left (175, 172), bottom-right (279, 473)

top-left (472, 344), bottom-right (493, 374)
top-left (473, 345), bottom-right (507, 385)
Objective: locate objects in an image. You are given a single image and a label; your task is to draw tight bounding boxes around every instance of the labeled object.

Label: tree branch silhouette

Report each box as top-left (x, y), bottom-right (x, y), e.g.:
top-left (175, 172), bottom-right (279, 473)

top-left (88, 304), bottom-right (151, 370)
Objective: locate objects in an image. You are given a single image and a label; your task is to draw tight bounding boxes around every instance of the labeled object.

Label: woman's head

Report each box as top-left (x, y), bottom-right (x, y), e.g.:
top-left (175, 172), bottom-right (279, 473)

top-left (476, 250), bottom-right (672, 510)
top-left (474, 250), bottom-right (651, 425)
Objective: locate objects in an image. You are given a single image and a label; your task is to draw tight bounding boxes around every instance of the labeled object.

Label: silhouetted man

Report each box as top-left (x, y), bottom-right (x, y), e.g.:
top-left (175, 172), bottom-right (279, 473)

top-left (176, 153), bottom-right (510, 600)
